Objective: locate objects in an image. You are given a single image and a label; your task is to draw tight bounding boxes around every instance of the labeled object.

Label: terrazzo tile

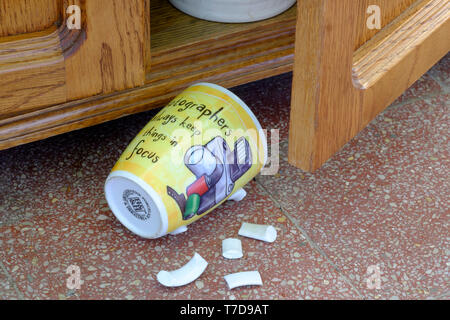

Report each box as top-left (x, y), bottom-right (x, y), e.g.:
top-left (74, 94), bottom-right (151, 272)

top-left (0, 265), bottom-right (22, 299)
top-left (0, 181), bottom-right (360, 300)
top-left (257, 95), bottom-right (450, 300)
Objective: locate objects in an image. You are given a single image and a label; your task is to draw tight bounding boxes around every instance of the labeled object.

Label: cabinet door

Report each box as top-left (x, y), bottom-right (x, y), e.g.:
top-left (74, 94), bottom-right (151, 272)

top-left (0, 0), bottom-right (150, 121)
top-left (289, 0), bottom-right (449, 171)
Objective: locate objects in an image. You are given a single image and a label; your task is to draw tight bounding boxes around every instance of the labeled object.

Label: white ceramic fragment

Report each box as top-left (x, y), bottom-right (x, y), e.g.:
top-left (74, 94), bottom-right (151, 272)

top-left (228, 188), bottom-right (247, 202)
top-left (238, 222), bottom-right (277, 243)
top-left (157, 253), bottom-right (208, 287)
top-left (224, 271), bottom-right (263, 289)
top-left (169, 225), bottom-right (188, 235)
top-left (222, 238), bottom-right (243, 259)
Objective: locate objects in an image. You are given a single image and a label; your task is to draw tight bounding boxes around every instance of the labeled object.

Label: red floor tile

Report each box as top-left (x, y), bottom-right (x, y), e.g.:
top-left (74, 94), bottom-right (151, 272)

top-left (429, 53), bottom-right (450, 87)
top-left (257, 94), bottom-right (449, 299)
top-left (0, 182), bottom-right (360, 300)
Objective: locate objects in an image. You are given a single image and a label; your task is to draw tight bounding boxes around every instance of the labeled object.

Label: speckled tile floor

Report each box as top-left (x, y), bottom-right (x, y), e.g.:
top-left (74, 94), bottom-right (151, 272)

top-left (0, 53), bottom-right (448, 300)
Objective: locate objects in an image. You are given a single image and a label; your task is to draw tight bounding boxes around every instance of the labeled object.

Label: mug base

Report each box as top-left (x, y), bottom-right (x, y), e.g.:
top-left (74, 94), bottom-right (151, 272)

top-left (104, 170), bottom-right (168, 239)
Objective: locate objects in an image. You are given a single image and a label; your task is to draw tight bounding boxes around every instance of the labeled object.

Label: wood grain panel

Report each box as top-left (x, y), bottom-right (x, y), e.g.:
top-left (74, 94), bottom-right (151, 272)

top-left (353, 0), bottom-right (449, 121)
top-left (144, 0), bottom-right (151, 72)
top-left (0, 0), bottom-right (148, 121)
top-left (353, 0), bottom-right (447, 89)
top-left (151, 0), bottom-right (296, 57)
top-left (0, 1), bottom-right (296, 149)
top-left (354, 0), bottom-right (418, 49)
top-left (65, 0), bottom-right (147, 100)
top-left (0, 0), bottom-right (61, 37)
top-left (0, 27), bottom-right (67, 118)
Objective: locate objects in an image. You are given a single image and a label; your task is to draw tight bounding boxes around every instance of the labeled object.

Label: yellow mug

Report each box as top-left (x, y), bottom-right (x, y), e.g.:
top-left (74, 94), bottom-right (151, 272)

top-left (104, 83), bottom-right (267, 238)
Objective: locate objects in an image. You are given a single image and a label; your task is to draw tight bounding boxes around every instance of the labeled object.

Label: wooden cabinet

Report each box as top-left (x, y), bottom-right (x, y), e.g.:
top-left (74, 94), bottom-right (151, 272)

top-left (0, 0), bottom-right (448, 171)
top-left (289, 0), bottom-right (450, 171)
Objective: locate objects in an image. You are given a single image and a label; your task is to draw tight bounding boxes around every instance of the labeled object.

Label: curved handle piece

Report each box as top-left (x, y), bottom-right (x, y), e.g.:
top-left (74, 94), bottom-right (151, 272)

top-left (157, 253), bottom-right (208, 287)
top-left (224, 271), bottom-right (263, 289)
top-left (238, 222), bottom-right (277, 243)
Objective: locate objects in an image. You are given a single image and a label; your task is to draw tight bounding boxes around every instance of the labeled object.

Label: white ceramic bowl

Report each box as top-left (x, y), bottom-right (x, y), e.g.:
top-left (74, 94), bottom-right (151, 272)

top-left (169, 0), bottom-right (296, 23)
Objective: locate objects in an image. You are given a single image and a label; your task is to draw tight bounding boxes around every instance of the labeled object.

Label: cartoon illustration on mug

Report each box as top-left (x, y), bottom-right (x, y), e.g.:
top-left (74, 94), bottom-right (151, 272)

top-left (167, 136), bottom-right (252, 220)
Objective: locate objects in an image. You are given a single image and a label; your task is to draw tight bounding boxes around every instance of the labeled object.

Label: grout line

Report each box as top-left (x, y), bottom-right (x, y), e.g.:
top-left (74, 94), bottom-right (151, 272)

top-left (428, 75), bottom-right (449, 94)
top-left (0, 260), bottom-right (25, 299)
top-left (387, 88), bottom-right (446, 111)
top-left (388, 61), bottom-right (449, 111)
top-left (426, 57), bottom-right (449, 94)
top-left (254, 177), bottom-right (366, 299)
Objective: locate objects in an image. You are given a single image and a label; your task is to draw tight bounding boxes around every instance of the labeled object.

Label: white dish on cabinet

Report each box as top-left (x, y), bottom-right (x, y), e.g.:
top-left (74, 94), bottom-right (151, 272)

top-left (168, 0), bottom-right (296, 23)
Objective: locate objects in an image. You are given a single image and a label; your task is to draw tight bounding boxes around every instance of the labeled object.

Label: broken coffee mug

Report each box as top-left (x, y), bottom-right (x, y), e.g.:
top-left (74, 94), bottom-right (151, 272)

top-left (104, 83), bottom-right (267, 238)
